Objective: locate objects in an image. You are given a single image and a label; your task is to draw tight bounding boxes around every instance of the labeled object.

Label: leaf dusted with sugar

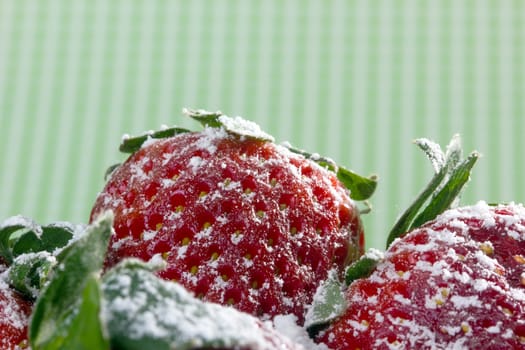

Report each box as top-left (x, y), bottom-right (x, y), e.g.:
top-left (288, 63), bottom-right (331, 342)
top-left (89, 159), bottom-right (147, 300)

top-left (304, 269), bottom-right (346, 337)
top-left (386, 135), bottom-right (478, 247)
top-left (29, 213), bottom-right (113, 350)
top-left (102, 261), bottom-right (301, 350)
top-left (119, 127), bottom-right (191, 154)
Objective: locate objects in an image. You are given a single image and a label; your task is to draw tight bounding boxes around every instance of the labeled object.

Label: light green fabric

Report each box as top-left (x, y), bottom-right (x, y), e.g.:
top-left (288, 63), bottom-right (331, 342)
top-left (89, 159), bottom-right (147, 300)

top-left (1, 1), bottom-right (524, 249)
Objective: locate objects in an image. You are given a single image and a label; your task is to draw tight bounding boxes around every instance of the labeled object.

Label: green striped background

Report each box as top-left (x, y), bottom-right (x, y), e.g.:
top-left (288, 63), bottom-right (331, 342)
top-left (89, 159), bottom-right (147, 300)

top-left (1, 1), bottom-right (524, 249)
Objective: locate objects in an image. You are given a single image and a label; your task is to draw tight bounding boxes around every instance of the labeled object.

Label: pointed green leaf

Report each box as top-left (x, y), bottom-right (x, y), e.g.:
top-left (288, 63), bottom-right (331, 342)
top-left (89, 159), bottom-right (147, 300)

top-left (184, 108), bottom-right (275, 142)
top-left (119, 127), bottom-right (191, 154)
top-left (411, 152), bottom-right (479, 228)
top-left (337, 168), bottom-right (378, 201)
top-left (443, 134), bottom-right (463, 170)
top-left (386, 135), bottom-right (478, 247)
top-left (345, 249), bottom-right (383, 285)
top-left (8, 252), bottom-right (56, 299)
top-left (304, 270), bottom-right (346, 337)
top-left (0, 216), bottom-right (40, 263)
top-left (11, 230), bottom-right (42, 257)
top-left (183, 108), bottom-right (223, 128)
top-left (0, 217), bottom-right (77, 264)
top-left (40, 223), bottom-right (76, 253)
top-left (104, 163), bottom-right (121, 181)
top-left (386, 166), bottom-right (447, 247)
top-left (414, 138), bottom-right (445, 173)
top-left (29, 212), bottom-right (113, 350)
top-left (286, 145), bottom-right (377, 201)
top-left (57, 275), bottom-right (109, 350)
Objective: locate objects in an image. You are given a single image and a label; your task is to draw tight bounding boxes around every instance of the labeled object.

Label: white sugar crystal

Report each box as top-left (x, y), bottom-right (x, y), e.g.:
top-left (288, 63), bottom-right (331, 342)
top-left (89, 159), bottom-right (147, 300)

top-left (450, 295), bottom-right (482, 309)
top-left (0, 275), bottom-right (30, 330)
top-left (141, 136), bottom-right (160, 149)
top-left (188, 156), bottom-right (204, 173)
top-left (219, 115), bottom-right (275, 142)
top-left (142, 230), bottom-right (157, 241)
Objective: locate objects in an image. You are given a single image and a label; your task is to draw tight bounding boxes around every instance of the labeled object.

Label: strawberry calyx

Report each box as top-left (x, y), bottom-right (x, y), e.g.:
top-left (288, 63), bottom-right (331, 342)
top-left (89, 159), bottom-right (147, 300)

top-left (183, 108), bottom-right (276, 142)
top-left (117, 108), bottom-right (377, 201)
top-left (119, 108), bottom-right (274, 154)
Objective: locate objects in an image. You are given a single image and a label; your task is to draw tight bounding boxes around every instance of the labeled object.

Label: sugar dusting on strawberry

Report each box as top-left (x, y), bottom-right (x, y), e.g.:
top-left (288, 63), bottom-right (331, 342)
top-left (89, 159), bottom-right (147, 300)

top-left (91, 112), bottom-right (368, 323)
top-left (318, 201), bottom-right (525, 349)
top-left (0, 269), bottom-right (32, 350)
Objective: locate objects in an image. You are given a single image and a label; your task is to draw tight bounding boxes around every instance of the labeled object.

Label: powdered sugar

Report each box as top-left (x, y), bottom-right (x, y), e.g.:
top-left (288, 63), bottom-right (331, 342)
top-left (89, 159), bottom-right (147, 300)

top-left (218, 115), bottom-right (275, 142)
top-left (0, 278), bottom-right (28, 331)
top-left (102, 266), bottom-right (303, 349)
top-left (274, 315), bottom-right (329, 350)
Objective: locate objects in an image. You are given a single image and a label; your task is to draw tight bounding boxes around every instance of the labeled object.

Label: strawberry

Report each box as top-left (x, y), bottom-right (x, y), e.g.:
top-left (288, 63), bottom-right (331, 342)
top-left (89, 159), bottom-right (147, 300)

top-left (317, 202), bottom-right (525, 349)
top-left (315, 137), bottom-right (525, 349)
top-left (90, 110), bottom-right (375, 322)
top-left (0, 270), bottom-right (32, 350)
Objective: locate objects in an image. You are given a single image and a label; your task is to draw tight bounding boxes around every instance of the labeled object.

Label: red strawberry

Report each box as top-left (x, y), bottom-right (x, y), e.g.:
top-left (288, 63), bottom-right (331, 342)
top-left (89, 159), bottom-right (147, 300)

top-left (90, 111), bottom-right (372, 322)
top-left (318, 202), bottom-right (525, 349)
top-left (315, 136), bottom-right (525, 349)
top-left (0, 270), bottom-right (32, 350)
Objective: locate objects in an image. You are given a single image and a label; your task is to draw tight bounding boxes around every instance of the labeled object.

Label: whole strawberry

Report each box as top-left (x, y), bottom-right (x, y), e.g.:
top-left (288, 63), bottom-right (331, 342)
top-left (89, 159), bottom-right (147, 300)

top-left (90, 110), bottom-right (375, 322)
top-left (318, 202), bottom-right (525, 349)
top-left (0, 272), bottom-right (32, 350)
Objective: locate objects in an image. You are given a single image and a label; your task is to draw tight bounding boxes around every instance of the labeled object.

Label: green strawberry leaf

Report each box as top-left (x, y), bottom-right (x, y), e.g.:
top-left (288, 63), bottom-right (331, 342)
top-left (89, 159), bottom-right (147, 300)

top-left (345, 248), bottom-right (384, 285)
top-left (119, 126), bottom-right (192, 154)
top-left (39, 223), bottom-right (76, 253)
top-left (0, 217), bottom-right (75, 264)
top-left (413, 138), bottom-right (446, 173)
top-left (60, 275), bottom-right (108, 350)
top-left (104, 163), bottom-right (121, 180)
top-left (411, 152), bottom-right (479, 228)
top-left (8, 252), bottom-right (56, 299)
top-left (304, 270), bottom-right (346, 338)
top-left (184, 108), bottom-right (275, 142)
top-left (10, 229), bottom-right (42, 258)
top-left (0, 216), bottom-right (40, 263)
top-left (386, 136), bottom-right (478, 247)
top-left (183, 108), bottom-right (223, 128)
top-left (29, 212), bottom-right (112, 350)
top-left (102, 260), bottom-right (283, 350)
top-left (286, 145), bottom-right (378, 201)
top-left (336, 168), bottom-right (378, 201)
top-left (386, 166), bottom-right (448, 247)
